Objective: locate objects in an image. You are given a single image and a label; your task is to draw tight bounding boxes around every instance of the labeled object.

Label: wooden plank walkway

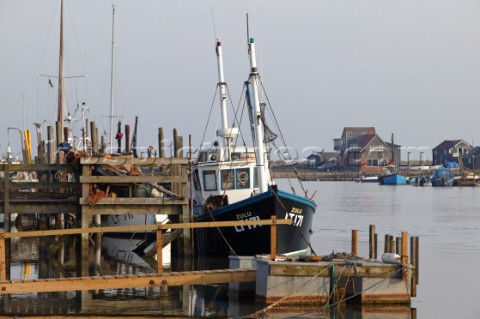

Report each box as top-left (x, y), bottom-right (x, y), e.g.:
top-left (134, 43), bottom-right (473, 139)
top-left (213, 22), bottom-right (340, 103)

top-left (0, 268), bottom-right (256, 294)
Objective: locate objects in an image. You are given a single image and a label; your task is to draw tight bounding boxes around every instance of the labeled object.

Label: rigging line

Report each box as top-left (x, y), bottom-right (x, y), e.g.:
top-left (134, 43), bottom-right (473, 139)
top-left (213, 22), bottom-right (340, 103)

top-left (199, 85), bottom-right (219, 149)
top-left (36, 0), bottom-right (59, 74)
top-left (226, 84), bottom-right (248, 147)
top-left (260, 80), bottom-right (309, 196)
top-left (270, 189), bottom-right (316, 256)
top-left (65, 1), bottom-right (88, 74)
top-left (288, 266), bottom-right (404, 319)
top-left (236, 266), bottom-right (330, 319)
top-left (210, 5), bottom-right (217, 42)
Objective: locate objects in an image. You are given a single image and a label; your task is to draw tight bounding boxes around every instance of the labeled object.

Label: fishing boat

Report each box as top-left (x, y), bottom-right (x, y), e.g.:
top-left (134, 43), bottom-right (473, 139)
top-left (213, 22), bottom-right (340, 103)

top-left (431, 168), bottom-right (455, 187)
top-left (192, 37), bottom-right (316, 257)
top-left (378, 173), bottom-right (407, 185)
top-left (378, 134), bottom-right (407, 185)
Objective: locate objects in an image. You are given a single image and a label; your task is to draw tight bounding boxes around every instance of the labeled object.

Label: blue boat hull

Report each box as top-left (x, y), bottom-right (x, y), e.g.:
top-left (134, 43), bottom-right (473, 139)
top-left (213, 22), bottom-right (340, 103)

top-left (378, 174), bottom-right (407, 185)
top-left (194, 186), bottom-right (316, 256)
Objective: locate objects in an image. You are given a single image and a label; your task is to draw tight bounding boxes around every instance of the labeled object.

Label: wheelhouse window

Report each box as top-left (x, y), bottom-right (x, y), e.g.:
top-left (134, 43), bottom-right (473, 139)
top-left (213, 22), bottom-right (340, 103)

top-left (236, 168), bottom-right (250, 189)
top-left (221, 169), bottom-right (235, 190)
top-left (203, 170), bottom-right (217, 191)
top-left (193, 169), bottom-right (202, 191)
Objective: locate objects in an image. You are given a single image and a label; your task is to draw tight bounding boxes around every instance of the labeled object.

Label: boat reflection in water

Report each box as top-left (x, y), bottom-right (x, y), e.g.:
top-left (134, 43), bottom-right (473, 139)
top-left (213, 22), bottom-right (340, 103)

top-left (0, 235), bottom-right (417, 318)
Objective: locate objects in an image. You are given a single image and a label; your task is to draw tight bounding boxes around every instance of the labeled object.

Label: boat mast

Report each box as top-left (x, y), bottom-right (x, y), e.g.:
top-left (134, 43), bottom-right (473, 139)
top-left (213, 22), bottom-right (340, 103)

top-left (57, 0), bottom-right (65, 135)
top-left (108, 5), bottom-right (116, 153)
top-left (247, 37), bottom-right (268, 193)
top-left (214, 39), bottom-right (238, 161)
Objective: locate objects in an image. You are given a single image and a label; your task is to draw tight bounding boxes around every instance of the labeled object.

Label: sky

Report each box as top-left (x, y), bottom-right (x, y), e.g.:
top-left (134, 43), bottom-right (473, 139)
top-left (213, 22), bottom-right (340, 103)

top-left (1, 0), bottom-right (480, 162)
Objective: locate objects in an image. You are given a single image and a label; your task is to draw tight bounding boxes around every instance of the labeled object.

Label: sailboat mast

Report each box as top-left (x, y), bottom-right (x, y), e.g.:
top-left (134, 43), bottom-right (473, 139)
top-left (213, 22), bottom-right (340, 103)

top-left (108, 5), bottom-right (116, 152)
top-left (247, 37), bottom-right (268, 193)
top-left (57, 0), bottom-right (65, 132)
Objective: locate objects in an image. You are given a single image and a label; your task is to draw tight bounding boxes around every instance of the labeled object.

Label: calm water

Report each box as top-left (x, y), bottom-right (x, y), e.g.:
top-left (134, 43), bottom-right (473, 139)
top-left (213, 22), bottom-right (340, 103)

top-left (1, 180), bottom-right (479, 318)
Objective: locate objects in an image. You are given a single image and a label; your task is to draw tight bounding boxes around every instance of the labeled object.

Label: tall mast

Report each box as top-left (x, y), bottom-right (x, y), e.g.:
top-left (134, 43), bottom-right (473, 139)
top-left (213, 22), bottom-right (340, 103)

top-left (247, 37), bottom-right (268, 193)
top-left (57, 0), bottom-right (65, 135)
top-left (108, 5), bottom-right (116, 152)
top-left (215, 39), bottom-right (238, 161)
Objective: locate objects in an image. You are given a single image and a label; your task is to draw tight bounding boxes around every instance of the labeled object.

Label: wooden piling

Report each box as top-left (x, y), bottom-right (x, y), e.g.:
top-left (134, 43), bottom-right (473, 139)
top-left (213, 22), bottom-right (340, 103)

top-left (47, 126), bottom-right (55, 164)
top-left (55, 121), bottom-right (62, 163)
top-left (0, 230), bottom-right (5, 281)
top-left (396, 237), bottom-right (402, 256)
top-left (156, 226), bottom-right (163, 273)
top-left (90, 121), bottom-right (98, 155)
top-left (158, 127), bottom-right (165, 158)
top-left (369, 225), bottom-right (375, 259)
top-left (125, 124), bottom-right (130, 154)
top-left (270, 215), bottom-right (277, 260)
top-left (116, 121), bottom-right (122, 153)
top-left (385, 234), bottom-right (395, 253)
top-left (410, 236), bottom-right (419, 284)
top-left (351, 229), bottom-right (358, 256)
top-left (401, 231), bottom-right (408, 280)
top-left (3, 164), bottom-right (10, 232)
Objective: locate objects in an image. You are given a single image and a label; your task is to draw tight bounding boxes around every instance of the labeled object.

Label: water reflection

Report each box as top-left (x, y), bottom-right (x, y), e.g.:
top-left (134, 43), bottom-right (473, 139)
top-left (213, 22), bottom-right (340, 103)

top-left (1, 233), bottom-right (417, 318)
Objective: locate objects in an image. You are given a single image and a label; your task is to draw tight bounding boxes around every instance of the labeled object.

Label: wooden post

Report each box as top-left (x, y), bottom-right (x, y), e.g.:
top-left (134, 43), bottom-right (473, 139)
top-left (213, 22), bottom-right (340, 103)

top-left (47, 126), bottom-right (54, 164)
top-left (189, 134), bottom-right (194, 254)
top-left (55, 121), bottom-right (63, 164)
top-left (270, 215), bottom-right (277, 260)
top-left (351, 229), bottom-right (358, 256)
top-left (125, 124), bottom-right (130, 154)
top-left (156, 226), bottom-right (163, 273)
top-left (396, 237), bottom-right (402, 256)
top-left (385, 234), bottom-right (393, 253)
top-left (401, 231), bottom-right (408, 280)
top-left (3, 164), bottom-right (10, 232)
top-left (117, 121), bottom-right (122, 154)
top-left (158, 127), bottom-right (165, 158)
top-left (374, 233), bottom-right (378, 259)
top-left (0, 230), bottom-right (5, 281)
top-left (100, 135), bottom-right (106, 155)
top-left (410, 236), bottom-right (419, 284)
top-left (369, 225), bottom-right (375, 259)
top-left (90, 121), bottom-right (98, 155)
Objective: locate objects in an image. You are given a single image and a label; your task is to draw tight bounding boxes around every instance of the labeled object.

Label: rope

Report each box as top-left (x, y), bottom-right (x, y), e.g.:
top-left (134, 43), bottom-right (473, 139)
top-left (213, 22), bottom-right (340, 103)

top-left (234, 266), bottom-right (330, 319)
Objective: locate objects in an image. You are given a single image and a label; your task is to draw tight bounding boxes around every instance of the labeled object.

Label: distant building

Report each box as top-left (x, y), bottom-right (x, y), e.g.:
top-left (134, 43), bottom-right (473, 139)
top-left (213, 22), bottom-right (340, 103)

top-left (462, 147), bottom-right (480, 170)
top-left (333, 127), bottom-right (399, 172)
top-left (432, 140), bottom-right (472, 166)
top-left (307, 152), bottom-right (339, 167)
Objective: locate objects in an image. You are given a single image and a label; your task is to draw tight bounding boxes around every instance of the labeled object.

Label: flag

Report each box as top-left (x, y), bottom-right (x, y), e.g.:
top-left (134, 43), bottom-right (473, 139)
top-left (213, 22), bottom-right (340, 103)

top-left (48, 78), bottom-right (53, 88)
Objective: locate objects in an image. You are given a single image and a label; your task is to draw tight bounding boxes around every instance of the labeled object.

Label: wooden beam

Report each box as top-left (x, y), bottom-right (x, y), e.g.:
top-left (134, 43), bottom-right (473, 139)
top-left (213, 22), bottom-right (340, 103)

top-left (0, 164), bottom-right (76, 172)
top-left (8, 182), bottom-right (80, 190)
top-left (79, 175), bottom-right (185, 184)
top-left (1, 219), bottom-right (293, 239)
top-left (0, 269), bottom-right (256, 294)
top-left (80, 157), bottom-right (188, 166)
top-left (79, 197), bottom-right (187, 205)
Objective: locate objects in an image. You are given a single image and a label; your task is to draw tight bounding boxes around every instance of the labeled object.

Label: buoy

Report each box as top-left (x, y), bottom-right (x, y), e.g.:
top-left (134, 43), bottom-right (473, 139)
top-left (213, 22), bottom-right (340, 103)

top-left (381, 253), bottom-right (401, 264)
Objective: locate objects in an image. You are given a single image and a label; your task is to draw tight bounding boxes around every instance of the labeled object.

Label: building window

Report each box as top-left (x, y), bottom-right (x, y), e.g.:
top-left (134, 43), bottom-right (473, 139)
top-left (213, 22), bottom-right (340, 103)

top-left (203, 170), bottom-right (217, 191)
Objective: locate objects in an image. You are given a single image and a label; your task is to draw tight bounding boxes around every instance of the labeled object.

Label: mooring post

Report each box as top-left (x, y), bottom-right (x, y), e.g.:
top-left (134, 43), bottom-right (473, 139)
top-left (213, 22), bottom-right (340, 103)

top-left (384, 234), bottom-right (393, 253)
top-left (396, 237), bottom-right (402, 256)
top-left (270, 216), bottom-right (277, 260)
top-left (410, 236), bottom-right (419, 285)
top-left (47, 126), bottom-right (55, 164)
top-left (55, 121), bottom-right (63, 164)
top-left (401, 231), bottom-right (408, 280)
top-left (156, 226), bottom-right (163, 273)
top-left (369, 224), bottom-right (375, 259)
top-left (0, 230), bottom-right (5, 281)
top-left (351, 229), bottom-right (358, 256)
top-left (90, 121), bottom-right (98, 156)
top-left (3, 164), bottom-right (10, 232)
